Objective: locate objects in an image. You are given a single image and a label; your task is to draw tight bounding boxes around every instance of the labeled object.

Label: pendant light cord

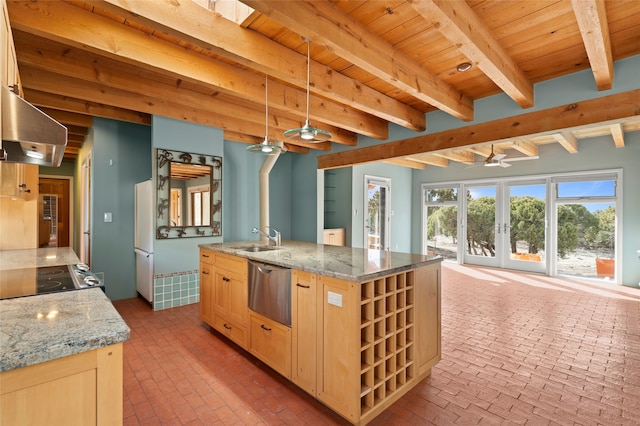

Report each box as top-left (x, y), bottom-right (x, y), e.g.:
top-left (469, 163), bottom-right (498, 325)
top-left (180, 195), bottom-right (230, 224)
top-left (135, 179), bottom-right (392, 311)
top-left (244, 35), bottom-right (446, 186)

top-left (265, 75), bottom-right (269, 138)
top-left (305, 41), bottom-right (310, 122)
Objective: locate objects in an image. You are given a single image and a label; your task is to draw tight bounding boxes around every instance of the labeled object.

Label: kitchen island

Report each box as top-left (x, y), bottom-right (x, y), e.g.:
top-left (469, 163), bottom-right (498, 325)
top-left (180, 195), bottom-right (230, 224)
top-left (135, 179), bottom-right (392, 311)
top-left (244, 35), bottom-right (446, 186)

top-left (0, 247), bottom-right (130, 425)
top-left (199, 241), bottom-right (442, 425)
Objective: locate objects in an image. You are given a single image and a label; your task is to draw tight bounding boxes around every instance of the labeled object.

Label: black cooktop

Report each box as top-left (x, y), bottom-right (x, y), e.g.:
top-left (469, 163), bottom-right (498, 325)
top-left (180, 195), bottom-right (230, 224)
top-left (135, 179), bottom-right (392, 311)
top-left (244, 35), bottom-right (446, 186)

top-left (0, 264), bottom-right (104, 300)
top-left (36, 266), bottom-right (78, 293)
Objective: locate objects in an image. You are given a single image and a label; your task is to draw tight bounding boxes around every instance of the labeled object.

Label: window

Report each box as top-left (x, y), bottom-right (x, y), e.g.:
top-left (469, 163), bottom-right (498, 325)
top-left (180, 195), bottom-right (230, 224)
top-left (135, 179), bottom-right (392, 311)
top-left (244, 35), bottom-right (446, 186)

top-left (423, 185), bottom-right (459, 261)
top-left (552, 174), bottom-right (618, 279)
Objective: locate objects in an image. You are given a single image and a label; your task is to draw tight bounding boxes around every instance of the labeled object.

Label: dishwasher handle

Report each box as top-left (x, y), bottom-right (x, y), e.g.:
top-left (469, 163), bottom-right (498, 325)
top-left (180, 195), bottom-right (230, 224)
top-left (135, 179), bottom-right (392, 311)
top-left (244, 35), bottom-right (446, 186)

top-left (250, 260), bottom-right (290, 274)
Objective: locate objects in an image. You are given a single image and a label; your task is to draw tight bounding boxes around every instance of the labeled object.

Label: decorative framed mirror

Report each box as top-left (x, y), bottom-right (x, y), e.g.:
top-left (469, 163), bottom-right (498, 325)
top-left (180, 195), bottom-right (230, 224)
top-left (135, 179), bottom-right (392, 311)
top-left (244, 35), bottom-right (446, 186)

top-left (156, 149), bottom-right (222, 239)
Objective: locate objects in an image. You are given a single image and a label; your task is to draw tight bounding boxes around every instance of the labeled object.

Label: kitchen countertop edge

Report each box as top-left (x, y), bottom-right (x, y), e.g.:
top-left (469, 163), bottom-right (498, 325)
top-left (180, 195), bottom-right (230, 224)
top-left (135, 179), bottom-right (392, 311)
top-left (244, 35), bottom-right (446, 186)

top-left (0, 288), bottom-right (130, 372)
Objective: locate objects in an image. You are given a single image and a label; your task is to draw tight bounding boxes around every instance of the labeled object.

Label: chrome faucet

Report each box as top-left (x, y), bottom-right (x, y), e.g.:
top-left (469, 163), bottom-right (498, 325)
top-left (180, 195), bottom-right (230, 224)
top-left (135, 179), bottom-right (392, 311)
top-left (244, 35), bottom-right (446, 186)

top-left (252, 226), bottom-right (281, 247)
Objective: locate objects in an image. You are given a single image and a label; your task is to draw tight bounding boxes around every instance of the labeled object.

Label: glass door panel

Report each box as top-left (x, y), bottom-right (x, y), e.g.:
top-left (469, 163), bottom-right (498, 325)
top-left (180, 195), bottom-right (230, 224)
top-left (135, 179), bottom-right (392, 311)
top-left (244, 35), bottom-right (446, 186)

top-left (504, 182), bottom-right (546, 273)
top-left (464, 185), bottom-right (498, 266)
top-left (365, 176), bottom-right (390, 250)
top-left (424, 185), bottom-right (459, 261)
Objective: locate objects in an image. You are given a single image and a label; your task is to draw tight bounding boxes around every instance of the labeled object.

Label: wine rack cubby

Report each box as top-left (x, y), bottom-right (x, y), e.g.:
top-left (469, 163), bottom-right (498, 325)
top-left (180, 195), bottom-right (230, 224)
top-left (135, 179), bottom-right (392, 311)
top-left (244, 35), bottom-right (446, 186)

top-left (359, 270), bottom-right (415, 417)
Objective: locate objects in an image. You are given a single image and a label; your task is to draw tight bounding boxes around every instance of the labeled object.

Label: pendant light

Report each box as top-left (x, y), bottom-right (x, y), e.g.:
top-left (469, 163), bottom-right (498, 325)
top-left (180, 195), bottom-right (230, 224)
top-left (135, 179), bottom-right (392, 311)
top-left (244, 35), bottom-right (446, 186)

top-left (283, 38), bottom-right (332, 143)
top-left (247, 75), bottom-right (285, 154)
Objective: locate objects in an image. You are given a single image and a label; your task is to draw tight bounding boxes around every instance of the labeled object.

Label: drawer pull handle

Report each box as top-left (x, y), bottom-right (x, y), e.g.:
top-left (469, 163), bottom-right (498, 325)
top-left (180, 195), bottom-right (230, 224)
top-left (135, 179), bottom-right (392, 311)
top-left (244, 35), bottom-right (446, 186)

top-left (260, 324), bottom-right (272, 331)
top-left (223, 277), bottom-right (230, 282)
top-left (296, 283), bottom-right (310, 288)
top-left (224, 323), bottom-right (232, 330)
top-left (202, 271), bottom-right (209, 275)
top-left (202, 254), bottom-right (210, 258)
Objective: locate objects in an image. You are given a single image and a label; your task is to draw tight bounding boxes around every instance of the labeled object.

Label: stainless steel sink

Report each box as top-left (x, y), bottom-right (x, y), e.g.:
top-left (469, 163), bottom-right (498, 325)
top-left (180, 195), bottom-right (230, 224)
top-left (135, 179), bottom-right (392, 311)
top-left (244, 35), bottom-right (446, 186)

top-left (230, 245), bottom-right (278, 252)
top-left (243, 246), bottom-right (276, 252)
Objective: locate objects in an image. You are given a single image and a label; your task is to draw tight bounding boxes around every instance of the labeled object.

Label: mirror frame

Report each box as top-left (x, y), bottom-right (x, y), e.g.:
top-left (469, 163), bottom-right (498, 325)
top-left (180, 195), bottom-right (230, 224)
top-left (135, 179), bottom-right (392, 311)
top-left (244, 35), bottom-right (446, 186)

top-left (156, 149), bottom-right (222, 239)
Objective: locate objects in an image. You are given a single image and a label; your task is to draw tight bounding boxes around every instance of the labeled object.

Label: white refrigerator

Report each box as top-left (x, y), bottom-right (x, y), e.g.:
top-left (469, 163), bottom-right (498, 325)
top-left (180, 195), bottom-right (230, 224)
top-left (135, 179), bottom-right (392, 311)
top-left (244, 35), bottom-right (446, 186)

top-left (134, 180), bottom-right (154, 304)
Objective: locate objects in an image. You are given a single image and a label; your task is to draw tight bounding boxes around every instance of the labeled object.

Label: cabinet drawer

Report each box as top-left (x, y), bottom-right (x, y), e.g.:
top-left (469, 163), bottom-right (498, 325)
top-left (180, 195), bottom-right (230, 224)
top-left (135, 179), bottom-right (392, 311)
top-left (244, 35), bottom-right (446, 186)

top-left (216, 253), bottom-right (247, 277)
top-left (213, 314), bottom-right (247, 348)
top-left (249, 312), bottom-right (291, 379)
top-left (200, 249), bottom-right (215, 265)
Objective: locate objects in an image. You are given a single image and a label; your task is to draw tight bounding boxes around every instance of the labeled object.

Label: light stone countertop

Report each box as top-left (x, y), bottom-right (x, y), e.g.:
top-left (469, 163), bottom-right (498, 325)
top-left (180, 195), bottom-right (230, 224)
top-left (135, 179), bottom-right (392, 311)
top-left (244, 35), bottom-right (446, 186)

top-left (200, 240), bottom-right (442, 282)
top-left (0, 247), bottom-right (80, 271)
top-left (0, 288), bottom-right (130, 372)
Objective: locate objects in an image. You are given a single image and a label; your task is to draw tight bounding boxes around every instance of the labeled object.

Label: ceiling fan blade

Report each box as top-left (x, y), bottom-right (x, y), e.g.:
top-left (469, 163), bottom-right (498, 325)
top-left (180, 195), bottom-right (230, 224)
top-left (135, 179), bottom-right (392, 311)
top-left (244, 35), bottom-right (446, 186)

top-left (493, 153), bottom-right (507, 161)
top-left (499, 161), bottom-right (512, 168)
top-left (502, 155), bottom-right (540, 162)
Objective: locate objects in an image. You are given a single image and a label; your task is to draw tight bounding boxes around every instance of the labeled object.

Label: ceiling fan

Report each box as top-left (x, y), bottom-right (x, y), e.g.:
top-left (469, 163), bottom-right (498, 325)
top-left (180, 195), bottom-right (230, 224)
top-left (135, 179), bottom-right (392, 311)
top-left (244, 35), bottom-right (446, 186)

top-left (475, 145), bottom-right (539, 168)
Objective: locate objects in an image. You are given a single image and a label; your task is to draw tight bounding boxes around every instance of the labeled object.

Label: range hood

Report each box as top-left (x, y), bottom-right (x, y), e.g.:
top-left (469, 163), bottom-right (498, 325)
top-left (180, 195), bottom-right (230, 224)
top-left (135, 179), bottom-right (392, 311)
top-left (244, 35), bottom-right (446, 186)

top-left (1, 85), bottom-right (67, 167)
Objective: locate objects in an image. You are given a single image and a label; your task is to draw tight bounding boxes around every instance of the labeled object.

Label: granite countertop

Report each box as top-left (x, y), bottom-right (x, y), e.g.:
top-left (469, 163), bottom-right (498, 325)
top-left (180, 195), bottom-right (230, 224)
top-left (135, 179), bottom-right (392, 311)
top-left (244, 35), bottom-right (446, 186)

top-left (200, 240), bottom-right (442, 282)
top-left (0, 288), bottom-right (130, 372)
top-left (0, 247), bottom-right (80, 271)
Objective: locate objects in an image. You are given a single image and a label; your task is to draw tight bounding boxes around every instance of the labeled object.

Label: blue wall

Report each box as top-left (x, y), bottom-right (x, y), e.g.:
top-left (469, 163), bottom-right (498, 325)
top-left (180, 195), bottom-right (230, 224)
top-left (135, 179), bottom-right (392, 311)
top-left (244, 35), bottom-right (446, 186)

top-left (151, 116), bottom-right (223, 275)
top-left (221, 140), bottom-right (293, 242)
top-left (90, 118), bottom-right (151, 300)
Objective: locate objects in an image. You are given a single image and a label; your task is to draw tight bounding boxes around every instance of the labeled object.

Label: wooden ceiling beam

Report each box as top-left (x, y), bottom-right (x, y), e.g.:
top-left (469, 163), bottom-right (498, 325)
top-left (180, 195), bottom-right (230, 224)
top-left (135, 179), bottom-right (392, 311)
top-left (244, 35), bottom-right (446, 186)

top-left (34, 107), bottom-right (94, 128)
top-left (14, 34), bottom-right (353, 145)
top-left (610, 123), bottom-right (625, 147)
top-left (318, 89), bottom-right (640, 169)
top-left (433, 149), bottom-right (475, 164)
top-left (65, 135), bottom-right (85, 146)
top-left (7, 0), bottom-right (380, 141)
top-left (553, 132), bottom-right (579, 153)
top-left (97, 0), bottom-right (426, 133)
top-left (19, 66), bottom-right (341, 150)
top-left (242, 0), bottom-right (474, 121)
top-left (24, 89), bottom-right (150, 126)
top-left (410, 0), bottom-right (533, 108)
top-left (382, 158), bottom-right (426, 170)
top-left (571, 0), bottom-right (613, 91)
top-left (405, 154), bottom-right (449, 168)
top-left (65, 125), bottom-right (89, 136)
top-left (466, 145), bottom-right (501, 158)
top-left (509, 140), bottom-right (538, 157)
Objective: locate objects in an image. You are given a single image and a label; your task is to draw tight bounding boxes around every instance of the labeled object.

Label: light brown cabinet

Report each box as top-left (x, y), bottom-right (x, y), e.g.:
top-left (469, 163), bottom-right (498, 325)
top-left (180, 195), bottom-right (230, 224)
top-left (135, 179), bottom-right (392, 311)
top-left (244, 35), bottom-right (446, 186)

top-left (0, 343), bottom-right (123, 426)
top-left (199, 249), bottom-right (248, 348)
top-left (2, 0), bottom-right (20, 90)
top-left (323, 228), bottom-right (345, 246)
top-left (199, 249), bottom-right (215, 325)
top-left (1, 0), bottom-right (38, 250)
top-left (0, 159), bottom-right (39, 251)
top-left (248, 311), bottom-right (291, 379)
top-left (291, 269), bottom-right (318, 395)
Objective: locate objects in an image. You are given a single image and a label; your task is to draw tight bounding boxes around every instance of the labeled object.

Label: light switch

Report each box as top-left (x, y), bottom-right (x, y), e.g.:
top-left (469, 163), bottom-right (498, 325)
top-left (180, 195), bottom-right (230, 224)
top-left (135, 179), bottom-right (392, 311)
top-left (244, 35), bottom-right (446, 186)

top-left (104, 212), bottom-right (113, 223)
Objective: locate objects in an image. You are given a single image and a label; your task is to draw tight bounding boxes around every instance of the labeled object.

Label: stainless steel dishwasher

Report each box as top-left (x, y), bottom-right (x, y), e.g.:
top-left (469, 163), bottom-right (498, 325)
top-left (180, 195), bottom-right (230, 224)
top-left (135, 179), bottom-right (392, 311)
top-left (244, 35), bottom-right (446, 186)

top-left (248, 260), bottom-right (292, 327)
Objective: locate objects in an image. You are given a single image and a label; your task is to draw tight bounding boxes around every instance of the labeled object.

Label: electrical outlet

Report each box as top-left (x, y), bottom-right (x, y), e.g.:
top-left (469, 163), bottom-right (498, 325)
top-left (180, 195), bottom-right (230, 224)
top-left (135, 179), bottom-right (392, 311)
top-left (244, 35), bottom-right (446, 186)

top-left (327, 291), bottom-right (343, 307)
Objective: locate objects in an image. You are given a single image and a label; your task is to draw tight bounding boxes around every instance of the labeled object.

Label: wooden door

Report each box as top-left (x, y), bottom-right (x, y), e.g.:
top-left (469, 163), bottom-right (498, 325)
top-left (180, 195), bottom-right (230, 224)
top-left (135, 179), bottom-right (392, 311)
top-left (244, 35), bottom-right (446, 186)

top-left (38, 177), bottom-right (70, 247)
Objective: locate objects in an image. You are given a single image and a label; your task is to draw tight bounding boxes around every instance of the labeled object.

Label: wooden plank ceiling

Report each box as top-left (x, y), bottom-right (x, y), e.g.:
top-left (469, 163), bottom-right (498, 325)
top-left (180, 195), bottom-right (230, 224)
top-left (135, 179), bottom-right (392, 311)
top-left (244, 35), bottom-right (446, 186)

top-left (6, 0), bottom-right (640, 168)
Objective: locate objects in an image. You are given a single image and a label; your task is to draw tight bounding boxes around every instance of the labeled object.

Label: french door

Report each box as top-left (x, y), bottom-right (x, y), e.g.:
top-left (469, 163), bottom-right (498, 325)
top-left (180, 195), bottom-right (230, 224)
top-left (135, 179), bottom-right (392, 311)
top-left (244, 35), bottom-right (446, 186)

top-left (463, 181), bottom-right (547, 273)
top-left (463, 184), bottom-right (499, 267)
top-left (364, 176), bottom-right (390, 250)
top-left (503, 181), bottom-right (547, 273)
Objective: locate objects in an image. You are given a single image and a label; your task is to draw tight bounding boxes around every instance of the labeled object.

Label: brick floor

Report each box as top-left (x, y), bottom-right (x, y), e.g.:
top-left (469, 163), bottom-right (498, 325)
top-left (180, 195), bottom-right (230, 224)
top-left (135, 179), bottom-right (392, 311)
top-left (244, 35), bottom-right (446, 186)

top-left (113, 263), bottom-right (640, 425)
